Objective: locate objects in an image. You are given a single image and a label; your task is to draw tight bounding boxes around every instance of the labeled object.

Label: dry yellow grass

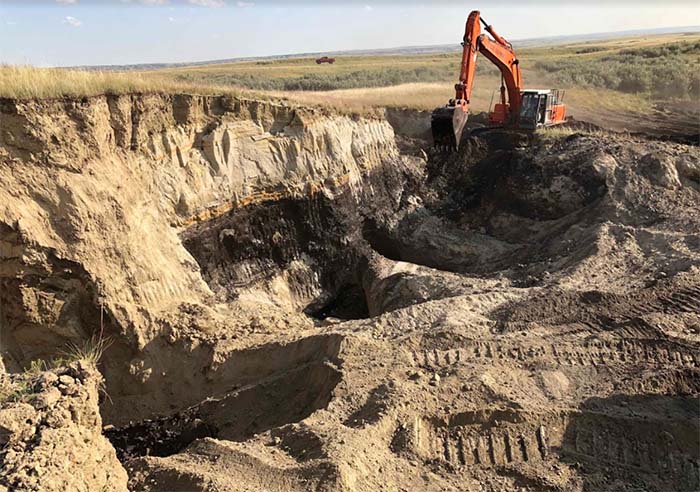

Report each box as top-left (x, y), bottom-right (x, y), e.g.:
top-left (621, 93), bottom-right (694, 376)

top-left (0, 65), bottom-right (251, 100)
top-left (269, 78), bottom-right (659, 132)
top-left (269, 76), bottom-right (505, 113)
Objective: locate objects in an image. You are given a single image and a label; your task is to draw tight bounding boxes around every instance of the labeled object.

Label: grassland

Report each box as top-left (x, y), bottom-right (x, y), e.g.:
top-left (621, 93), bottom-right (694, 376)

top-left (1, 31), bottom-right (698, 133)
top-left (155, 32), bottom-right (699, 99)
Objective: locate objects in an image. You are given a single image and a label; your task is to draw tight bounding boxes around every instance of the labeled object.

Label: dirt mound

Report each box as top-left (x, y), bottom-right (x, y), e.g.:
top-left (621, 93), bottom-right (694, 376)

top-left (0, 94), bottom-right (698, 491)
top-left (0, 361), bottom-right (127, 492)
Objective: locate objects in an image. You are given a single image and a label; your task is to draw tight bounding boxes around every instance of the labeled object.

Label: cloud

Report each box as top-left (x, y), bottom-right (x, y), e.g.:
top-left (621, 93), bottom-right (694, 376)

top-left (56, 0), bottom-right (78, 4)
top-left (63, 15), bottom-right (82, 27)
top-left (168, 16), bottom-right (176, 22)
top-left (120, 0), bottom-right (169, 4)
top-left (236, 1), bottom-right (254, 6)
top-left (364, 5), bottom-right (373, 11)
top-left (188, 0), bottom-right (225, 6)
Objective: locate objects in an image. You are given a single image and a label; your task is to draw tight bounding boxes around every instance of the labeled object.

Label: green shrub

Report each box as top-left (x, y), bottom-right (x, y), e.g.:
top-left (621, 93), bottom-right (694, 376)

top-left (536, 40), bottom-right (700, 99)
top-left (575, 46), bottom-right (606, 54)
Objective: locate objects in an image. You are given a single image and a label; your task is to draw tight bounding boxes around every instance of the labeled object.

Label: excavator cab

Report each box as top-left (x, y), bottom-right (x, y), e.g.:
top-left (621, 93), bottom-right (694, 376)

top-left (518, 89), bottom-right (567, 129)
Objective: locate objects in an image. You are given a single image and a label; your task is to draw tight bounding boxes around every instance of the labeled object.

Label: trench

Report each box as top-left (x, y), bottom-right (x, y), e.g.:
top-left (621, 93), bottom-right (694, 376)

top-left (106, 360), bottom-right (342, 461)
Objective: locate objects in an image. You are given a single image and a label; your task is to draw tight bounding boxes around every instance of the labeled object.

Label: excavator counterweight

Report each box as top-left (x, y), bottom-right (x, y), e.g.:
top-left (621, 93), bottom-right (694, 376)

top-left (432, 10), bottom-right (566, 150)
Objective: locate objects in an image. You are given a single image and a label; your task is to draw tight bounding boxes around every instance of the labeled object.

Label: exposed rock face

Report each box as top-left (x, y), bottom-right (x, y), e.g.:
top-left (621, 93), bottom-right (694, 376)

top-left (0, 362), bottom-right (128, 492)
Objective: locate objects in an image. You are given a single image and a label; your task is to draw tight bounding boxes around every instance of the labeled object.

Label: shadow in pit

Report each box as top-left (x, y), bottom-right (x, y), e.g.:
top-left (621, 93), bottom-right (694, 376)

top-left (363, 136), bottom-right (608, 279)
top-left (106, 359), bottom-right (341, 462)
top-left (304, 283), bottom-right (369, 321)
top-left (560, 394), bottom-right (700, 492)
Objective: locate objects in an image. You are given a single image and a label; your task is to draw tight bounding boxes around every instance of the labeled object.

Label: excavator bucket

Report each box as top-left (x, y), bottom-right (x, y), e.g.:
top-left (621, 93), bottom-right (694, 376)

top-left (431, 106), bottom-right (469, 150)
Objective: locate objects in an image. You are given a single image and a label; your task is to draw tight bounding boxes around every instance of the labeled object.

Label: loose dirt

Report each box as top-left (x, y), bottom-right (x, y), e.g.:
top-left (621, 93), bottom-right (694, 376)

top-left (0, 94), bottom-right (698, 491)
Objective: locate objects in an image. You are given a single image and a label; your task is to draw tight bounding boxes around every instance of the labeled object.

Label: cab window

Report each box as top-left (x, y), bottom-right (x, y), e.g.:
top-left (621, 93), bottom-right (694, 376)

top-left (520, 93), bottom-right (540, 121)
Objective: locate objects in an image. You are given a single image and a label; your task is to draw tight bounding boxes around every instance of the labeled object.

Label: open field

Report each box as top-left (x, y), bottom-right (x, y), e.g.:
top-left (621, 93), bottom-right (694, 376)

top-left (155, 32), bottom-right (700, 96)
top-left (2, 31), bottom-right (698, 135)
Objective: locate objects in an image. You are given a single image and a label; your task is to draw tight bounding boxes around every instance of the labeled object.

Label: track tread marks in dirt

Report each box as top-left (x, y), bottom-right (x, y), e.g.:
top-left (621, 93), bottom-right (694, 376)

top-left (412, 338), bottom-right (699, 370)
top-left (435, 427), bottom-right (547, 468)
top-left (407, 410), bottom-right (558, 471)
top-left (562, 405), bottom-right (700, 491)
top-left (407, 402), bottom-right (698, 492)
top-left (499, 283), bottom-right (700, 336)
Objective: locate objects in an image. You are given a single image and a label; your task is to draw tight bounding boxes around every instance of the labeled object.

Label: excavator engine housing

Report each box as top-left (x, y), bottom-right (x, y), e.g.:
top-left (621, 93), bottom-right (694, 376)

top-left (517, 89), bottom-right (567, 129)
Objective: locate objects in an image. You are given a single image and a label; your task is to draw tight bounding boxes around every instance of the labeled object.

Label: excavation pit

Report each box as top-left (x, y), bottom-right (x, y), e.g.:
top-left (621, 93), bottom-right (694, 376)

top-left (106, 360), bottom-right (341, 462)
top-left (2, 92), bottom-right (699, 492)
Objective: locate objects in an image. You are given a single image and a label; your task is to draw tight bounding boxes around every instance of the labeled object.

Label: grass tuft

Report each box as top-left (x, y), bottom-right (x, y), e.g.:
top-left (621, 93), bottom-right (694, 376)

top-left (0, 335), bottom-right (112, 404)
top-left (61, 335), bottom-right (113, 367)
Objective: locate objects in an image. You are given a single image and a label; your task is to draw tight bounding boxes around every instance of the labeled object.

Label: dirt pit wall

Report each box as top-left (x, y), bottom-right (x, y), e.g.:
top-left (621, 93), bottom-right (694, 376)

top-left (0, 93), bottom-right (420, 423)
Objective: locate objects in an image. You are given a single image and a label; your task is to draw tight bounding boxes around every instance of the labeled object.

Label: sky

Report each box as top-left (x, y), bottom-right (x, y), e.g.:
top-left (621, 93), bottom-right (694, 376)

top-left (0, 1), bottom-right (699, 67)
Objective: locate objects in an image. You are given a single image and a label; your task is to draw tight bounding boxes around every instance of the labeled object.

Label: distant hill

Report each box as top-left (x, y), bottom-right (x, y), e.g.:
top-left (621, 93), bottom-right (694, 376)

top-left (78, 24), bottom-right (699, 72)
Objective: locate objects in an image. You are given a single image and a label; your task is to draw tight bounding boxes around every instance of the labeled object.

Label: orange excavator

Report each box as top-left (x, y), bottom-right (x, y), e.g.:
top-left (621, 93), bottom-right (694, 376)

top-left (432, 10), bottom-right (567, 149)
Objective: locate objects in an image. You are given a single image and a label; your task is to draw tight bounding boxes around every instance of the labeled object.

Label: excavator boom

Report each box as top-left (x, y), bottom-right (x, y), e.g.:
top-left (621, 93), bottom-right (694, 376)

top-left (431, 10), bottom-right (564, 149)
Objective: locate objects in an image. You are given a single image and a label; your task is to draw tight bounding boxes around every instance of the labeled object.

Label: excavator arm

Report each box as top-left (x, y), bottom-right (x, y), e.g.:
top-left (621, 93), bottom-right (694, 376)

top-left (432, 10), bottom-right (523, 149)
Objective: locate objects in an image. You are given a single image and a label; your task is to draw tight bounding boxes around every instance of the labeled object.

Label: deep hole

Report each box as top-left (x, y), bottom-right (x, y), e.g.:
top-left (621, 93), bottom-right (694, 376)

top-left (305, 283), bottom-right (369, 320)
top-left (362, 219), bottom-right (403, 262)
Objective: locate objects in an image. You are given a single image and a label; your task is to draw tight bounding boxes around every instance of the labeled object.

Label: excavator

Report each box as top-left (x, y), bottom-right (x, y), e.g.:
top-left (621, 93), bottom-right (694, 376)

top-left (432, 10), bottom-right (567, 149)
